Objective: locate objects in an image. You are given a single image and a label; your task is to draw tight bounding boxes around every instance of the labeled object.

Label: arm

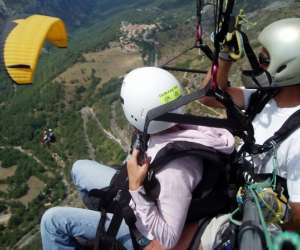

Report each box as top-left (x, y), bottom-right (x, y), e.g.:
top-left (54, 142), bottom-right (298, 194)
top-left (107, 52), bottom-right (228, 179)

top-left (282, 137), bottom-right (300, 233)
top-left (200, 59), bottom-right (245, 108)
top-left (128, 153), bottom-right (201, 249)
top-left (282, 202), bottom-right (300, 233)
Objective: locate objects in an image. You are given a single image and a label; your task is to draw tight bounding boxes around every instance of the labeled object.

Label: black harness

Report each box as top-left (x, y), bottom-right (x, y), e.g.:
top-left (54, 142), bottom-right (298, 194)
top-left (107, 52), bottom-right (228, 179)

top-left (88, 139), bottom-right (234, 250)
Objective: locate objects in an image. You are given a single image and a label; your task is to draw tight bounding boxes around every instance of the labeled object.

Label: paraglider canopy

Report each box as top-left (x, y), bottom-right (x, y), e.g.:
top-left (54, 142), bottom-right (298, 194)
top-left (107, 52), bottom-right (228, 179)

top-left (1, 15), bottom-right (68, 85)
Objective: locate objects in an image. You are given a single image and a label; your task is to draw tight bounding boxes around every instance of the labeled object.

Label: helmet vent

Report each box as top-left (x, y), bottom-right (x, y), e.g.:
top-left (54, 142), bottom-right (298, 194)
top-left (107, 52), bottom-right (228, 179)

top-left (277, 65), bottom-right (287, 73)
top-left (131, 114), bottom-right (138, 122)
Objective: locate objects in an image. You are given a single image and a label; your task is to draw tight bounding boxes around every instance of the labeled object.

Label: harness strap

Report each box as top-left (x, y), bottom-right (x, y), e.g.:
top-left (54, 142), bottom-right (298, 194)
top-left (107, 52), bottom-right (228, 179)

top-left (129, 229), bottom-right (141, 250)
top-left (245, 89), bottom-right (279, 121)
top-left (266, 109), bottom-right (300, 146)
top-left (94, 211), bottom-right (108, 250)
top-left (161, 65), bottom-right (208, 74)
top-left (198, 44), bottom-right (214, 61)
top-left (107, 214), bottom-right (123, 238)
top-left (146, 84), bottom-right (255, 141)
top-left (240, 31), bottom-right (261, 74)
top-left (89, 187), bottom-right (142, 250)
top-left (213, 88), bottom-right (254, 144)
top-left (153, 112), bottom-right (237, 131)
top-left (120, 206), bottom-right (142, 250)
top-left (250, 108), bottom-right (300, 154)
top-left (187, 217), bottom-right (213, 250)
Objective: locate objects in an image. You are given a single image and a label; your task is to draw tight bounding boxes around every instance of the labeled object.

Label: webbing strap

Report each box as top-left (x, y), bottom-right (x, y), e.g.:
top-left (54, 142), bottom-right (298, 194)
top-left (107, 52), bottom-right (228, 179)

top-left (270, 108), bottom-right (300, 143)
top-left (161, 65), bottom-right (208, 74)
top-left (143, 84), bottom-right (211, 134)
top-left (198, 44), bottom-right (214, 61)
top-left (187, 217), bottom-right (212, 250)
top-left (245, 89), bottom-right (279, 121)
top-left (153, 112), bottom-right (236, 131)
top-left (129, 228), bottom-right (141, 250)
top-left (107, 214), bottom-right (123, 238)
top-left (241, 107), bottom-right (300, 156)
top-left (240, 31), bottom-right (261, 73)
top-left (214, 89), bottom-right (254, 143)
top-left (259, 109), bottom-right (300, 153)
top-left (144, 84), bottom-right (256, 142)
top-left (117, 193), bottom-right (143, 250)
top-left (94, 212), bottom-right (107, 250)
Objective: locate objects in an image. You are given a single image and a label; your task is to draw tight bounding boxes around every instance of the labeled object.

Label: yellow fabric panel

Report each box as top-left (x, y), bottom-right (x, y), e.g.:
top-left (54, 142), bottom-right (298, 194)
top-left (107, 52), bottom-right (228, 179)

top-left (4, 15), bottom-right (68, 84)
top-left (13, 19), bottom-right (24, 25)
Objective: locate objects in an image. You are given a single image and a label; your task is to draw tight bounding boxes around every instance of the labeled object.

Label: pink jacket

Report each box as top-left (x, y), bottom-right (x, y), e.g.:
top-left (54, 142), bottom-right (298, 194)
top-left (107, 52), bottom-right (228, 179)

top-left (129, 125), bottom-right (235, 249)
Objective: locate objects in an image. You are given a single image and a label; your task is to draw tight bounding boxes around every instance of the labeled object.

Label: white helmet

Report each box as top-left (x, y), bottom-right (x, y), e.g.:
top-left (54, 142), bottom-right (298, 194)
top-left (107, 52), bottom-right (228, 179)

top-left (258, 18), bottom-right (300, 87)
top-left (120, 67), bottom-right (184, 134)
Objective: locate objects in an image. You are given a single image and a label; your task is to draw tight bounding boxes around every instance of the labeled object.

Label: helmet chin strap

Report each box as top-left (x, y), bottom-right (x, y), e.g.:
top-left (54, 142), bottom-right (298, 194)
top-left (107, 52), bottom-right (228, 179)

top-left (241, 69), bottom-right (273, 89)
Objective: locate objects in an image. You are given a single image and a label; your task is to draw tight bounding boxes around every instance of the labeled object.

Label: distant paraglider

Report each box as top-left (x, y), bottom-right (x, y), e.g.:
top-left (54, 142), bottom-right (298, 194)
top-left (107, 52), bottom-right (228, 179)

top-left (40, 128), bottom-right (56, 146)
top-left (0, 14), bottom-right (68, 85)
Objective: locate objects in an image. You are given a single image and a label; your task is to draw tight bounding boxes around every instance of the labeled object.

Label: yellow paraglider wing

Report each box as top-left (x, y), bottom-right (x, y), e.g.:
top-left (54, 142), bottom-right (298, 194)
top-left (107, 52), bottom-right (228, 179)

top-left (3, 15), bottom-right (68, 85)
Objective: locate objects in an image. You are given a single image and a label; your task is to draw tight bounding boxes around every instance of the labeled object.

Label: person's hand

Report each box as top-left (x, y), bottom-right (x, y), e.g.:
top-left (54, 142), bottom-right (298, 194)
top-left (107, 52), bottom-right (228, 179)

top-left (127, 149), bottom-right (150, 191)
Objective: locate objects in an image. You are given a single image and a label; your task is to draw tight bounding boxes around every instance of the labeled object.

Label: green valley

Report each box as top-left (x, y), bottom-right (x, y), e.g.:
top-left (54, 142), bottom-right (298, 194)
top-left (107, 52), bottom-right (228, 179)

top-left (0, 1), bottom-right (299, 249)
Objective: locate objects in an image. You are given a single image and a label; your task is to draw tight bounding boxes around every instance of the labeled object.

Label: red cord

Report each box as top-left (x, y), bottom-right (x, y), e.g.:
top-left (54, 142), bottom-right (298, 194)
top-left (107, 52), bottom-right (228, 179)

top-left (211, 63), bottom-right (219, 91)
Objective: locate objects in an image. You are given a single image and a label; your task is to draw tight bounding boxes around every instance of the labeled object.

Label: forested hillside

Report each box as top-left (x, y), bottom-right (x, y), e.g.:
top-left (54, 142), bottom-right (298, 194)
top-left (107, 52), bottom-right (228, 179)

top-left (0, 0), bottom-right (299, 249)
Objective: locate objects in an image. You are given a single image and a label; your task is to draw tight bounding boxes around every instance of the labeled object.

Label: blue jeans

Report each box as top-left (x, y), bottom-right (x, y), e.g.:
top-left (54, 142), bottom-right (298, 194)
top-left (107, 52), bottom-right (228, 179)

top-left (40, 160), bottom-right (133, 250)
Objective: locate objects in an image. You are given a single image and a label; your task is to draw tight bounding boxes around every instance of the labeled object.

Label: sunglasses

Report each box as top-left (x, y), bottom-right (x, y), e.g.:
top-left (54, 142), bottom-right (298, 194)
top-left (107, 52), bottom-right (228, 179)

top-left (258, 52), bottom-right (270, 66)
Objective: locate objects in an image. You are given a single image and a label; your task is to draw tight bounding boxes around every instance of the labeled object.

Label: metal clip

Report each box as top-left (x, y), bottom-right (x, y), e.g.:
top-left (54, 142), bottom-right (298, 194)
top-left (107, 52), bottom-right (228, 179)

top-left (113, 189), bottom-right (123, 202)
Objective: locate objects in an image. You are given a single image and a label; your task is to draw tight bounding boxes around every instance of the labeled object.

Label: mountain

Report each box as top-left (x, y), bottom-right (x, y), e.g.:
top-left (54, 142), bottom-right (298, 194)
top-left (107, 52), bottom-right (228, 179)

top-left (0, 0), bottom-right (97, 28)
top-left (0, 0), bottom-right (153, 29)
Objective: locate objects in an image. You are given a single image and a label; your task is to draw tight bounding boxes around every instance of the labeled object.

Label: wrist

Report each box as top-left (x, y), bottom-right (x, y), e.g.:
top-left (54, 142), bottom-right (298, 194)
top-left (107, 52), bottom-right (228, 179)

top-left (218, 57), bottom-right (233, 67)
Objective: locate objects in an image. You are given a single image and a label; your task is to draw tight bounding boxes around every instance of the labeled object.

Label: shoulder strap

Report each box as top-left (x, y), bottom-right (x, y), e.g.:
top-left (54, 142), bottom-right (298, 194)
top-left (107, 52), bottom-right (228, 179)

top-left (262, 108), bottom-right (300, 151)
top-left (238, 89), bottom-right (279, 153)
top-left (150, 141), bottom-right (228, 172)
top-left (245, 89), bottom-right (279, 122)
top-left (144, 141), bottom-right (229, 193)
top-left (248, 108), bottom-right (300, 155)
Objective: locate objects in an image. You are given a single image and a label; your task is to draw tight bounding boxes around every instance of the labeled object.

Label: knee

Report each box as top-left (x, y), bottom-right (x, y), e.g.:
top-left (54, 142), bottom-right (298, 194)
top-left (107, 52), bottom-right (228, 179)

top-left (40, 207), bottom-right (64, 235)
top-left (71, 160), bottom-right (88, 184)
